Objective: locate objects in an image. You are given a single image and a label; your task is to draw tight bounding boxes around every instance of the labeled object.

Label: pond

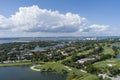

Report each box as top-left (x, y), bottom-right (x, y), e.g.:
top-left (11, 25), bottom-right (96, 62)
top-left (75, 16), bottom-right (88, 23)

top-left (32, 43), bottom-right (65, 51)
top-left (0, 66), bottom-right (66, 80)
top-left (116, 55), bottom-right (120, 58)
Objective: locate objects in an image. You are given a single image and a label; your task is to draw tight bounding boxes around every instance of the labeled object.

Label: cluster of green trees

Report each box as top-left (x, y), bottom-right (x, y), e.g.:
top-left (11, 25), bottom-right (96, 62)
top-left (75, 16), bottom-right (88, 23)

top-left (0, 38), bottom-right (120, 80)
top-left (0, 41), bottom-right (62, 62)
top-left (62, 45), bottom-right (104, 69)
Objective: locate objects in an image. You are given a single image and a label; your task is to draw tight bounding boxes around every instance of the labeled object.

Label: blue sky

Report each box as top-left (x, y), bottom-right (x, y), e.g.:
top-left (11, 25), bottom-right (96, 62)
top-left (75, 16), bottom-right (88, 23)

top-left (0, 0), bottom-right (120, 37)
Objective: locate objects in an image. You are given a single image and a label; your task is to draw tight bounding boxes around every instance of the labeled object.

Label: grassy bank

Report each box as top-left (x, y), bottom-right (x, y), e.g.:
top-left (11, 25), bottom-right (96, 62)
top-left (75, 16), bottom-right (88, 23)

top-left (93, 58), bottom-right (120, 77)
top-left (0, 62), bottom-right (32, 67)
top-left (93, 58), bottom-right (120, 70)
top-left (33, 62), bottom-right (100, 80)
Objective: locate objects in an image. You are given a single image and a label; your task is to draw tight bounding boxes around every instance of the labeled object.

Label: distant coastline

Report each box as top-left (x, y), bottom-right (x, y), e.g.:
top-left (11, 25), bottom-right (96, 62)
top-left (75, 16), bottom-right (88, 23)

top-left (0, 36), bottom-right (120, 44)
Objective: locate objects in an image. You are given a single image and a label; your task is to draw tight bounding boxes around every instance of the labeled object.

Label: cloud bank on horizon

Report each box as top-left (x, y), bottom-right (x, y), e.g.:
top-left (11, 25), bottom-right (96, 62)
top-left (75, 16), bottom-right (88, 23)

top-left (0, 5), bottom-right (110, 36)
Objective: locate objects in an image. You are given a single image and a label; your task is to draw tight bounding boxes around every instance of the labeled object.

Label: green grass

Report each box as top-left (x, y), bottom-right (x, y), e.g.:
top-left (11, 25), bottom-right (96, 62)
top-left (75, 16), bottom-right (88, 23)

top-left (77, 46), bottom-right (114, 56)
top-left (66, 69), bottom-right (99, 80)
top-left (102, 46), bottom-right (114, 55)
top-left (0, 62), bottom-right (32, 67)
top-left (111, 42), bottom-right (120, 48)
top-left (35, 62), bottom-right (100, 80)
top-left (67, 73), bottom-right (99, 80)
top-left (35, 62), bottom-right (70, 73)
top-left (77, 49), bottom-right (93, 56)
top-left (79, 74), bottom-right (99, 80)
top-left (93, 58), bottom-right (120, 74)
top-left (118, 49), bottom-right (120, 54)
top-left (94, 58), bottom-right (120, 68)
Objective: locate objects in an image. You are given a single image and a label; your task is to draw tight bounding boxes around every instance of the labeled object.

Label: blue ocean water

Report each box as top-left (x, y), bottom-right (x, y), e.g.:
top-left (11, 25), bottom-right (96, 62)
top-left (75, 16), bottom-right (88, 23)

top-left (0, 36), bottom-right (119, 44)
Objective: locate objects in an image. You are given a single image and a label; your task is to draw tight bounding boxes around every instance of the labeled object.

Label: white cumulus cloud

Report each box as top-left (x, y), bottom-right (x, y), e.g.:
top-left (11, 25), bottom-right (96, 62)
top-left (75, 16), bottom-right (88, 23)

top-left (89, 24), bottom-right (108, 31)
top-left (10, 5), bottom-right (86, 32)
top-left (0, 15), bottom-right (12, 30)
top-left (0, 5), bottom-right (109, 37)
top-left (81, 24), bottom-right (108, 32)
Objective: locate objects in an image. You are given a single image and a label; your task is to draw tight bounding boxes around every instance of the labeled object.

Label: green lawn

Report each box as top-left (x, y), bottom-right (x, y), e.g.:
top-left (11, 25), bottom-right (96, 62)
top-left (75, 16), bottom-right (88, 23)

top-left (35, 62), bottom-right (100, 80)
top-left (111, 42), bottom-right (120, 48)
top-left (93, 58), bottom-right (120, 75)
top-left (77, 49), bottom-right (93, 56)
top-left (102, 46), bottom-right (114, 55)
top-left (35, 62), bottom-right (70, 73)
top-left (94, 58), bottom-right (120, 68)
top-left (0, 62), bottom-right (32, 67)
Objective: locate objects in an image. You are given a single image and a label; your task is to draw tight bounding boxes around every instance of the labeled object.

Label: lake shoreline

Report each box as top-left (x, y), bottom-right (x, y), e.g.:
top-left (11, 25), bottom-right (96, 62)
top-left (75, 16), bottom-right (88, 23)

top-left (30, 65), bottom-right (41, 71)
top-left (0, 66), bottom-right (66, 80)
top-left (0, 62), bottom-right (32, 67)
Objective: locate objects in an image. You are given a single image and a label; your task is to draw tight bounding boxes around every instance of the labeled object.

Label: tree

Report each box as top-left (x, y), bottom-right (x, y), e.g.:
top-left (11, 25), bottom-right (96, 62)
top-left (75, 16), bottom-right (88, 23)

top-left (86, 65), bottom-right (97, 74)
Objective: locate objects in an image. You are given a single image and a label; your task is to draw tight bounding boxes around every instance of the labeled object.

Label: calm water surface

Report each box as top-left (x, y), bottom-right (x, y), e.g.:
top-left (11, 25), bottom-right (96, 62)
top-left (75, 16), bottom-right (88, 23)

top-left (0, 66), bottom-right (66, 80)
top-left (116, 55), bottom-right (120, 58)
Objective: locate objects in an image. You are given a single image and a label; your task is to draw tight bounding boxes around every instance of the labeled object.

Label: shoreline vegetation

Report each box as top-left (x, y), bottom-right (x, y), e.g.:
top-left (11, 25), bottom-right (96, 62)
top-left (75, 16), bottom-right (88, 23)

top-left (0, 39), bottom-right (120, 80)
top-left (0, 62), bottom-right (32, 67)
top-left (30, 62), bottom-right (100, 80)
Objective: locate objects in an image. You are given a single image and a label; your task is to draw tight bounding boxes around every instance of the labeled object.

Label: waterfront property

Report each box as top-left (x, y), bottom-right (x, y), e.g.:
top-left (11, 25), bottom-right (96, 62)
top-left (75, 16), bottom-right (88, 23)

top-left (0, 38), bottom-right (120, 80)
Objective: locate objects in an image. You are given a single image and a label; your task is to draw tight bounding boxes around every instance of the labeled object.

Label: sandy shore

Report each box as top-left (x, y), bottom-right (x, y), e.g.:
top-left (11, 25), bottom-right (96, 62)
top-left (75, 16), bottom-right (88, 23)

top-left (30, 65), bottom-right (41, 71)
